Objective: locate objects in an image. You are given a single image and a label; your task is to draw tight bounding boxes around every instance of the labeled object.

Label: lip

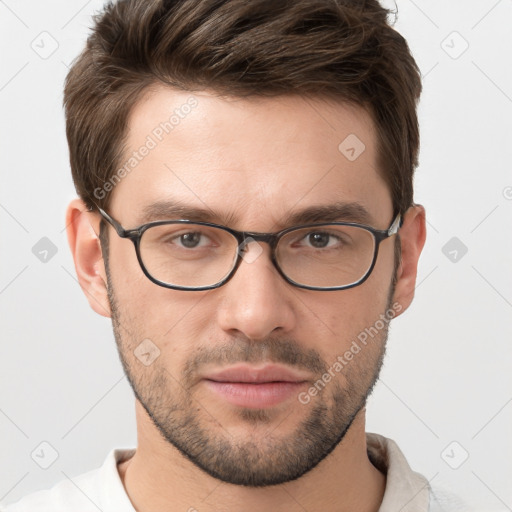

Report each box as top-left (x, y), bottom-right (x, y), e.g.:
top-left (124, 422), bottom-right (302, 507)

top-left (203, 364), bottom-right (311, 384)
top-left (202, 364), bottom-right (310, 409)
top-left (203, 381), bottom-right (307, 409)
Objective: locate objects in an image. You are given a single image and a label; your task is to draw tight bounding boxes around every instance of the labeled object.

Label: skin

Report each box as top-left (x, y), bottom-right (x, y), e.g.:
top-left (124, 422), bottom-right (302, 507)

top-left (66, 85), bottom-right (426, 512)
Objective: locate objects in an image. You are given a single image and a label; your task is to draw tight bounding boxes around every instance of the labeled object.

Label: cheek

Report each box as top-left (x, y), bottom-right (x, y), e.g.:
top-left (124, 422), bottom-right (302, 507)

top-left (297, 260), bottom-right (394, 358)
top-left (108, 240), bottom-right (200, 339)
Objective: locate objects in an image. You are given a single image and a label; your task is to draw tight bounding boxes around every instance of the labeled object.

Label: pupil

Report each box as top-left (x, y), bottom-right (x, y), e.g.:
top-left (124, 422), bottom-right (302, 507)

top-left (181, 232), bottom-right (201, 248)
top-left (309, 233), bottom-right (329, 248)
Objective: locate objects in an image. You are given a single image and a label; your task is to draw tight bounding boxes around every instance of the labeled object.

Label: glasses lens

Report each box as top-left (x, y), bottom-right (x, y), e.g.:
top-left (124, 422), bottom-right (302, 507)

top-left (139, 223), bottom-right (239, 288)
top-left (276, 224), bottom-right (376, 288)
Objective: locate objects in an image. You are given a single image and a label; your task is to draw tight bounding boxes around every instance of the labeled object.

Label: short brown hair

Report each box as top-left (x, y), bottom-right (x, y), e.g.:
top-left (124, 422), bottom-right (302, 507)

top-left (64, 0), bottom-right (422, 217)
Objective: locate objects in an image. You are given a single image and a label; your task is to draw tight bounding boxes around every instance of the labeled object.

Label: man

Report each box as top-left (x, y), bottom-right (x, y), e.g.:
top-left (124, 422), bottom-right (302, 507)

top-left (3, 0), bottom-right (469, 510)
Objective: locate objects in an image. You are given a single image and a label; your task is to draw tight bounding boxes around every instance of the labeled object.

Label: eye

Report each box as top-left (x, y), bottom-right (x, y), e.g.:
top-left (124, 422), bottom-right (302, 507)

top-left (305, 232), bottom-right (337, 249)
top-left (298, 230), bottom-right (345, 249)
top-left (169, 231), bottom-right (212, 249)
top-left (177, 232), bottom-right (204, 248)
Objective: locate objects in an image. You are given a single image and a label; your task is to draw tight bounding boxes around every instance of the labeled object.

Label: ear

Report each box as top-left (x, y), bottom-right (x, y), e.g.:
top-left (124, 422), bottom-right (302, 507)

top-left (66, 198), bottom-right (111, 318)
top-left (391, 204), bottom-right (426, 316)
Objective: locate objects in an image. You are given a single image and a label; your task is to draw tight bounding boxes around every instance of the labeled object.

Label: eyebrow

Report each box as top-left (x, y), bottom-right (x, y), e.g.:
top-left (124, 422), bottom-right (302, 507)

top-left (281, 202), bottom-right (374, 227)
top-left (138, 200), bottom-right (375, 229)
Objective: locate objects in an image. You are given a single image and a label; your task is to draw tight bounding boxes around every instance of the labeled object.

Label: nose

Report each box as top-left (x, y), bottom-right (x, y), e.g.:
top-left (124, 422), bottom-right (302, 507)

top-left (216, 241), bottom-right (296, 340)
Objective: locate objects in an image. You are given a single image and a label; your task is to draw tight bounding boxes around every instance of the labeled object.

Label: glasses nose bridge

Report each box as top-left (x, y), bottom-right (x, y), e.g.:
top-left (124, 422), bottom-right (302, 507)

top-left (239, 231), bottom-right (279, 253)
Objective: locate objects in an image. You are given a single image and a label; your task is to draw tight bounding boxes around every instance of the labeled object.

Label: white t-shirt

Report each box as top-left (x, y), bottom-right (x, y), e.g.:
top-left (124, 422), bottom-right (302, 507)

top-left (2, 433), bottom-right (471, 512)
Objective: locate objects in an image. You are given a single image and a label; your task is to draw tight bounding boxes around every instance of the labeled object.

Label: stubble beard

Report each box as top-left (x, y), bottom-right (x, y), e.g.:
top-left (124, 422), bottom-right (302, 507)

top-left (105, 260), bottom-right (394, 487)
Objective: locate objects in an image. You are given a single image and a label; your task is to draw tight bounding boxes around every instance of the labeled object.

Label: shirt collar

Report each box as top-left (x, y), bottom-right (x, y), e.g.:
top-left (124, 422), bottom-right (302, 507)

top-left (105, 434), bottom-right (431, 512)
top-left (366, 432), bottom-right (431, 512)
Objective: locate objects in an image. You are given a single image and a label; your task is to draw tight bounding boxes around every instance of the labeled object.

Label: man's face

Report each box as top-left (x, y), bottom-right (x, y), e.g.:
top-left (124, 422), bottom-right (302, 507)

top-left (102, 86), bottom-right (398, 486)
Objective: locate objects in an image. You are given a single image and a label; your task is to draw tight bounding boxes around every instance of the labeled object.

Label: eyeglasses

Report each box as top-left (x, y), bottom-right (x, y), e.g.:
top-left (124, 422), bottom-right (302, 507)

top-left (96, 207), bottom-right (401, 291)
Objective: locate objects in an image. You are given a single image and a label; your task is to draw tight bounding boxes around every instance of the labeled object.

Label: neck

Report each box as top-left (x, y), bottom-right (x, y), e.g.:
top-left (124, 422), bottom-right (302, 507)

top-left (118, 402), bottom-right (386, 512)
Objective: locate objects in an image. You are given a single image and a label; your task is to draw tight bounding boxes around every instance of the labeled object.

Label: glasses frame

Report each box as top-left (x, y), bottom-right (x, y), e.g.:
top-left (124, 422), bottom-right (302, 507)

top-left (96, 207), bottom-right (402, 292)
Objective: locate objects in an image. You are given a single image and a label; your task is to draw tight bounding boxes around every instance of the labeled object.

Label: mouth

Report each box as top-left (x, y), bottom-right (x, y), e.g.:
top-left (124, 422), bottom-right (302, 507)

top-left (202, 364), bottom-right (310, 409)
top-left (203, 363), bottom-right (310, 383)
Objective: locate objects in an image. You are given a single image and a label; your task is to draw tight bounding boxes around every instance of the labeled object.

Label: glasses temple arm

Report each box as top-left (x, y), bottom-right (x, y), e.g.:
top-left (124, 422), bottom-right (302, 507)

top-left (387, 213), bottom-right (402, 236)
top-left (95, 206), bottom-right (128, 237)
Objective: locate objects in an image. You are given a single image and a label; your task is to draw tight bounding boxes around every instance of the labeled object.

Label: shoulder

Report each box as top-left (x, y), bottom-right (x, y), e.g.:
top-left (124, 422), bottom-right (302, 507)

top-left (429, 485), bottom-right (473, 512)
top-left (366, 433), bottom-right (471, 512)
top-left (2, 468), bottom-right (102, 512)
top-left (1, 448), bottom-right (135, 512)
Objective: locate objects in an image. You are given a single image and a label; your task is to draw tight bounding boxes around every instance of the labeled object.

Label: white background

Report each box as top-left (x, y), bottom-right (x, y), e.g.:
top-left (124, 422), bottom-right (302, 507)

top-left (0, 0), bottom-right (511, 509)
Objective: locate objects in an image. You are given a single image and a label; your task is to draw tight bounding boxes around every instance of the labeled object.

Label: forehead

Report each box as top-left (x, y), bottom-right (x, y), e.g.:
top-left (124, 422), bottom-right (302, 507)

top-left (110, 85), bottom-right (392, 228)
